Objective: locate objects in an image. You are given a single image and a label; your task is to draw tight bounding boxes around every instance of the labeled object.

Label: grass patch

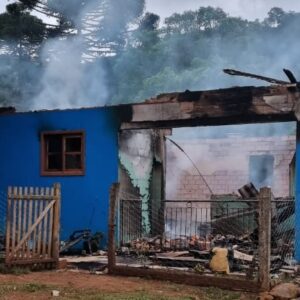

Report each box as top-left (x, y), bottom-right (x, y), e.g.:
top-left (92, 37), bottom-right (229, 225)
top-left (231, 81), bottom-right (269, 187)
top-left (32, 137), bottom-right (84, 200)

top-left (49, 287), bottom-right (250, 300)
top-left (58, 291), bottom-right (196, 300)
top-left (0, 282), bottom-right (51, 297)
top-left (0, 281), bottom-right (256, 300)
top-left (0, 263), bottom-right (30, 275)
top-left (202, 287), bottom-right (251, 300)
top-left (21, 283), bottom-right (49, 293)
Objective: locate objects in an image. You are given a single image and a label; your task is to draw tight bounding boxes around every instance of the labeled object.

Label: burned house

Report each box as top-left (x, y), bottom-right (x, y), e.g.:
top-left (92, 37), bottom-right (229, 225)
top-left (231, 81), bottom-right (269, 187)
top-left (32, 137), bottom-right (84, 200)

top-left (117, 82), bottom-right (300, 265)
top-left (161, 124), bottom-right (296, 243)
top-left (0, 80), bottom-right (299, 263)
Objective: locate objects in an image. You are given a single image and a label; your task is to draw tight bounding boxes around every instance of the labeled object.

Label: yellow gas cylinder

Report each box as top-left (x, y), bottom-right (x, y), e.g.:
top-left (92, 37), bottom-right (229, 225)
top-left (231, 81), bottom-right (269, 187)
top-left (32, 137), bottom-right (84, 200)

top-left (209, 247), bottom-right (230, 274)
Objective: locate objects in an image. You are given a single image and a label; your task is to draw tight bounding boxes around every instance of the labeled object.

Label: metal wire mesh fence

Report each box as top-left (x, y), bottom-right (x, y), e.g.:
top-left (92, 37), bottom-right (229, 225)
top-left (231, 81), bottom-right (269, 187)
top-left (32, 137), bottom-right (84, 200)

top-left (270, 199), bottom-right (295, 275)
top-left (117, 196), bottom-right (261, 278)
top-left (108, 185), bottom-right (283, 291)
top-left (107, 185), bottom-right (296, 291)
top-left (115, 194), bottom-right (296, 281)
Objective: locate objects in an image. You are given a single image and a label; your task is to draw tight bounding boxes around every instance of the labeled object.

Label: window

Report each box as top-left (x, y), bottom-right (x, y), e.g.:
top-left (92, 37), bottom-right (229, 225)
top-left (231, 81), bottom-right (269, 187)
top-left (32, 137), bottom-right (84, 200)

top-left (41, 131), bottom-right (85, 176)
top-left (249, 155), bottom-right (274, 189)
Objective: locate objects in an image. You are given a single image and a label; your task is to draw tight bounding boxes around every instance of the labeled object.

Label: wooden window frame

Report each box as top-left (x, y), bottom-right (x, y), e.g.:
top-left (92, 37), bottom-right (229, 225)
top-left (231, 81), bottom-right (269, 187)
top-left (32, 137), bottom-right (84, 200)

top-left (41, 130), bottom-right (85, 176)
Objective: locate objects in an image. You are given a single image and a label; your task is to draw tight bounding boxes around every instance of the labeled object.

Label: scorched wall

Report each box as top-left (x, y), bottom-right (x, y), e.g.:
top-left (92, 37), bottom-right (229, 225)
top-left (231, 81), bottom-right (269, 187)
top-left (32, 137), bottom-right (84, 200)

top-left (167, 133), bottom-right (295, 199)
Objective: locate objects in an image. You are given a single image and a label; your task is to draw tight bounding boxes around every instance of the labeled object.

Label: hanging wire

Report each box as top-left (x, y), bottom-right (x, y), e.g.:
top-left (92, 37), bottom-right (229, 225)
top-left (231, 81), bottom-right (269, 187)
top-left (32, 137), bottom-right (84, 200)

top-left (165, 136), bottom-right (214, 195)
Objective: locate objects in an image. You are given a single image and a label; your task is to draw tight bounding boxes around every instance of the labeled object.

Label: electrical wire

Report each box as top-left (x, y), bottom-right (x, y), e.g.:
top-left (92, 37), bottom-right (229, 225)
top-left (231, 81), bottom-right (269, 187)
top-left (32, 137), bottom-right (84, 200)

top-left (165, 136), bottom-right (214, 195)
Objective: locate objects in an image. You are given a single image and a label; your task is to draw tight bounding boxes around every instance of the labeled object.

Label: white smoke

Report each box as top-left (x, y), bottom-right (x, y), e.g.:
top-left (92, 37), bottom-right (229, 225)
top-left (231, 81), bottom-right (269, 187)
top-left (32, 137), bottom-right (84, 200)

top-left (30, 0), bottom-right (144, 110)
top-left (32, 37), bottom-right (108, 110)
top-left (166, 122), bottom-right (296, 199)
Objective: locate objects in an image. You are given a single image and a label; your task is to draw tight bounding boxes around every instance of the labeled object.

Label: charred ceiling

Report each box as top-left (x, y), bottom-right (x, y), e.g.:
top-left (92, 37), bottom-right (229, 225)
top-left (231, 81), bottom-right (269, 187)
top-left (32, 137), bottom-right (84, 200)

top-left (122, 85), bottom-right (300, 130)
top-left (0, 107), bottom-right (16, 115)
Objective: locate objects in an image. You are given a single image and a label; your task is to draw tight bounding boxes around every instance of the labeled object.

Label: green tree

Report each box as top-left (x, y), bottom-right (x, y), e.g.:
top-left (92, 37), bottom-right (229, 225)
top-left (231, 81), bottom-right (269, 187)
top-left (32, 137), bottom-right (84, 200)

top-left (0, 1), bottom-right (49, 107)
top-left (265, 7), bottom-right (286, 27)
top-left (111, 6), bottom-right (300, 105)
top-left (0, 2), bottom-right (47, 57)
top-left (43, 0), bottom-right (145, 58)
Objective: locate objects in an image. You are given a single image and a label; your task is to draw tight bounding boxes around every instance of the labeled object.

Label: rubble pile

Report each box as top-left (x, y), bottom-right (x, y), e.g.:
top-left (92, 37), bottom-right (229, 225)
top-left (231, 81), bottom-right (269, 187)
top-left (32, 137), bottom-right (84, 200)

top-left (120, 232), bottom-right (297, 280)
top-left (119, 233), bottom-right (257, 275)
top-left (124, 233), bottom-right (256, 253)
top-left (121, 235), bottom-right (162, 253)
top-left (118, 184), bottom-right (295, 282)
top-left (123, 233), bottom-right (257, 252)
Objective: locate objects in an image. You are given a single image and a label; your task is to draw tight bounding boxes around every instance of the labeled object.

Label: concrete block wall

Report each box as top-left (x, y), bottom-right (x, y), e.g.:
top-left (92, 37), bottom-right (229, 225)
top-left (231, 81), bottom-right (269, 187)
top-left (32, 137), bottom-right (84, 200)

top-left (166, 135), bottom-right (295, 200)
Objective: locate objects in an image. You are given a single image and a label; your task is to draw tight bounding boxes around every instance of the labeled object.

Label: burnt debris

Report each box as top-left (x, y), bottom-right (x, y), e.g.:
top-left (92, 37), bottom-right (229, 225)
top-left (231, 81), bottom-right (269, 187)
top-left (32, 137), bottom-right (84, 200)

top-left (223, 68), bottom-right (299, 86)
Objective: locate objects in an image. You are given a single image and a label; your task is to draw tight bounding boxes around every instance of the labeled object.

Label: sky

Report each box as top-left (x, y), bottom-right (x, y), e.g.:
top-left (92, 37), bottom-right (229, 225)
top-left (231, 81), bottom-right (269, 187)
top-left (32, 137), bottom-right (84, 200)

top-left (1, 0), bottom-right (300, 21)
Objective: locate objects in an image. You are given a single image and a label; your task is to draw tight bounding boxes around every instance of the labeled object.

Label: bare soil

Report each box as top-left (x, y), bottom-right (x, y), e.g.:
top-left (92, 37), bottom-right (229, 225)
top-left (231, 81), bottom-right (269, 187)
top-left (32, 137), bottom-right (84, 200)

top-left (0, 270), bottom-right (256, 300)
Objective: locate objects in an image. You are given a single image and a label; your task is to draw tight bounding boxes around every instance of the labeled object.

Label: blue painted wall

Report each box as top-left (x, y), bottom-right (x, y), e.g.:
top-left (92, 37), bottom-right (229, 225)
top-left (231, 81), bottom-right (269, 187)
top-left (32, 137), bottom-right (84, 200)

top-left (0, 107), bottom-right (120, 247)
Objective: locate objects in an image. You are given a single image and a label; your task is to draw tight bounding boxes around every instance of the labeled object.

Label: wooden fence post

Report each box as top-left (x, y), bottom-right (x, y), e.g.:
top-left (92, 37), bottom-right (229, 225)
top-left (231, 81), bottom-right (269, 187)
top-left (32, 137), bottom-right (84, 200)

top-left (108, 183), bottom-right (120, 273)
top-left (5, 187), bottom-right (12, 265)
top-left (52, 183), bottom-right (61, 262)
top-left (258, 187), bottom-right (272, 291)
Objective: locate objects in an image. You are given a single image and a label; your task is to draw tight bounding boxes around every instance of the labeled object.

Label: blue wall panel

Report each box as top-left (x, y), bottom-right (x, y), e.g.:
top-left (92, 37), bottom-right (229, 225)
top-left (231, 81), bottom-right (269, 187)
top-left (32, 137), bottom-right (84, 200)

top-left (0, 108), bottom-right (119, 247)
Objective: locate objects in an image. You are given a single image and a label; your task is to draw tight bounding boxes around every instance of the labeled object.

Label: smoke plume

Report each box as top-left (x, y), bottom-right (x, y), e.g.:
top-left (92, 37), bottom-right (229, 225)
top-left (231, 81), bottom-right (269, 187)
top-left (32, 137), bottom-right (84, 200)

top-left (30, 0), bottom-right (144, 110)
top-left (166, 122), bottom-right (296, 200)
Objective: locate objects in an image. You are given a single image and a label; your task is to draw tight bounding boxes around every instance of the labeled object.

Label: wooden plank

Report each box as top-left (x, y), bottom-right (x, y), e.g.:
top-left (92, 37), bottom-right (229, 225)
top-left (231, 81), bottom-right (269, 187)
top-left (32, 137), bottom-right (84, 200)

top-left (8, 258), bottom-right (56, 265)
top-left (258, 187), bottom-right (272, 291)
top-left (16, 188), bottom-right (22, 259)
top-left (233, 250), bottom-right (253, 262)
top-left (122, 88), bottom-right (297, 130)
top-left (5, 187), bottom-right (12, 262)
top-left (154, 256), bottom-right (204, 262)
top-left (37, 188), bottom-right (44, 256)
top-left (112, 266), bottom-right (259, 292)
top-left (48, 203), bottom-right (53, 258)
top-left (27, 188), bottom-right (33, 259)
top-left (13, 200), bottom-right (55, 253)
top-left (132, 103), bottom-right (182, 122)
top-left (17, 192), bottom-right (22, 258)
top-left (9, 195), bottom-right (59, 200)
top-left (11, 187), bottom-right (17, 258)
top-left (31, 187), bottom-right (37, 257)
top-left (121, 113), bottom-right (296, 130)
top-left (108, 183), bottom-right (120, 273)
top-left (52, 183), bottom-right (61, 262)
top-left (42, 188), bottom-right (50, 257)
top-left (21, 188), bottom-right (27, 257)
top-left (156, 251), bottom-right (189, 258)
top-left (47, 187), bottom-right (54, 258)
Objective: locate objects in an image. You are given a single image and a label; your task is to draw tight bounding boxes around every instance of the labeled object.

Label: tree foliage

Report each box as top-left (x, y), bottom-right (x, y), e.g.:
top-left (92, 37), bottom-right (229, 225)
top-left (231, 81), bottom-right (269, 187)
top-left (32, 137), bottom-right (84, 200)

top-left (110, 6), bottom-right (300, 104)
top-left (1, 4), bottom-right (300, 109)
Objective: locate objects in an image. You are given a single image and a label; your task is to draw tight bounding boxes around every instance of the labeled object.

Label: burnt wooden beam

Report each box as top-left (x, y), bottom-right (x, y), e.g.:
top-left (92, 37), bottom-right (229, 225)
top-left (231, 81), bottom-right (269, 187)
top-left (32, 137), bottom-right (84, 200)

top-left (121, 114), bottom-right (296, 130)
top-left (223, 69), bottom-right (290, 85)
top-left (0, 107), bottom-right (16, 114)
top-left (111, 266), bottom-right (260, 292)
top-left (122, 86), bottom-right (299, 130)
top-left (108, 183), bottom-right (119, 273)
top-left (258, 188), bottom-right (272, 291)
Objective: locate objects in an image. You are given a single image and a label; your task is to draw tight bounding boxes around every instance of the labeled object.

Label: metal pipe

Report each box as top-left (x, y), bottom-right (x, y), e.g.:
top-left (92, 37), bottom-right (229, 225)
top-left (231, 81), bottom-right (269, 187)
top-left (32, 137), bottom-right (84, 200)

top-left (165, 136), bottom-right (214, 195)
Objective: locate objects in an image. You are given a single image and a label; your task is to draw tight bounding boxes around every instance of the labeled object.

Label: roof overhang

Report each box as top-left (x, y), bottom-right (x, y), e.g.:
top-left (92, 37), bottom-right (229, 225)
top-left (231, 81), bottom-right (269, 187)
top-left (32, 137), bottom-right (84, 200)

top-left (121, 85), bottom-right (300, 130)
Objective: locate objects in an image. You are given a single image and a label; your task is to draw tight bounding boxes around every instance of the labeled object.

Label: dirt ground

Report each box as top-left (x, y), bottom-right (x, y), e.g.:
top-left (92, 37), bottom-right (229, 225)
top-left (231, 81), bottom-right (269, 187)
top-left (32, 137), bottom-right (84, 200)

top-left (0, 270), bottom-right (257, 300)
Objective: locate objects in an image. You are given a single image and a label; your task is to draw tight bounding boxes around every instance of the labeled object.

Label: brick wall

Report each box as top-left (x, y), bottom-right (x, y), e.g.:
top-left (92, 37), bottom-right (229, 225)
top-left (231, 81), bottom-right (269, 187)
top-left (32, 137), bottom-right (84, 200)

top-left (166, 135), bottom-right (295, 199)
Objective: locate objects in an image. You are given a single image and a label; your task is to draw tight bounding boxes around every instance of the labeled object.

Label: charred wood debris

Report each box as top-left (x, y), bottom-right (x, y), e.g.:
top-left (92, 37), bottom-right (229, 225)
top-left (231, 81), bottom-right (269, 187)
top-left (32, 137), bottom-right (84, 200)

top-left (116, 69), bottom-right (299, 279)
top-left (118, 183), bottom-right (296, 279)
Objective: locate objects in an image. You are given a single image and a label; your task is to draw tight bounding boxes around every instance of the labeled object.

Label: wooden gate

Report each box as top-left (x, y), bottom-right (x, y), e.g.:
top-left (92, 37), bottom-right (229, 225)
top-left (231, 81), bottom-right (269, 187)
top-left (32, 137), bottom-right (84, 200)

top-left (5, 183), bottom-right (61, 267)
